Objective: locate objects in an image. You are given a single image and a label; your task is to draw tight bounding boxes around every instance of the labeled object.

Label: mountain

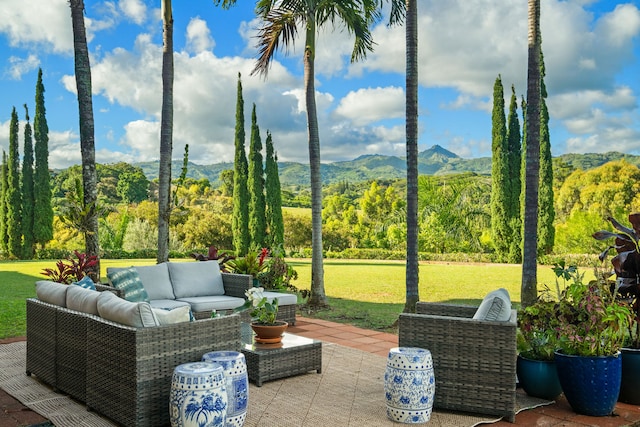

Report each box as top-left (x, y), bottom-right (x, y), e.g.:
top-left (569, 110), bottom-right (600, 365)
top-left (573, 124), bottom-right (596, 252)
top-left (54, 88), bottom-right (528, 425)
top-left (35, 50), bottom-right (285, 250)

top-left (137, 145), bottom-right (640, 188)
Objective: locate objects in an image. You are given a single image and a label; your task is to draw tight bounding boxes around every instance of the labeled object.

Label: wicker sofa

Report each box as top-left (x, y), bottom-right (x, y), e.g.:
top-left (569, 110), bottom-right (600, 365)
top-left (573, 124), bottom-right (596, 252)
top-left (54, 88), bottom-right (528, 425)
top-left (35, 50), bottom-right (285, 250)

top-left (398, 301), bottom-right (518, 423)
top-left (26, 282), bottom-right (242, 427)
top-left (106, 261), bottom-right (297, 325)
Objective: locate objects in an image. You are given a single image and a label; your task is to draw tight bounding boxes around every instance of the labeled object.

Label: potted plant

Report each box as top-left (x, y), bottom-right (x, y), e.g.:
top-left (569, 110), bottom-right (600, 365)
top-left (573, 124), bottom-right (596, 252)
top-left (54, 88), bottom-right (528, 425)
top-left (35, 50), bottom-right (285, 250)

top-left (235, 287), bottom-right (287, 344)
top-left (516, 276), bottom-right (563, 400)
top-left (594, 213), bottom-right (640, 404)
top-left (255, 245), bottom-right (308, 299)
top-left (552, 263), bottom-right (632, 416)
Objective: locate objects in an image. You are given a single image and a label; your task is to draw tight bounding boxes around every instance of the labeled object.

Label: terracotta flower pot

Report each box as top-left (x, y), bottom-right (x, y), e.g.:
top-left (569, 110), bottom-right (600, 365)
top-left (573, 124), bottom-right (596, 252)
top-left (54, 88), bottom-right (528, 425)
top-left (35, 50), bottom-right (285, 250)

top-left (250, 321), bottom-right (288, 344)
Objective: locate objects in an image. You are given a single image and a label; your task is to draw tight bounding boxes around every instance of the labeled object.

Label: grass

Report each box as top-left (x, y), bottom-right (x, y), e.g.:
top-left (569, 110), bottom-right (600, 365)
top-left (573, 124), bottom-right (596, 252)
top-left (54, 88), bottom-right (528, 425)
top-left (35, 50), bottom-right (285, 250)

top-left (0, 258), bottom-right (595, 339)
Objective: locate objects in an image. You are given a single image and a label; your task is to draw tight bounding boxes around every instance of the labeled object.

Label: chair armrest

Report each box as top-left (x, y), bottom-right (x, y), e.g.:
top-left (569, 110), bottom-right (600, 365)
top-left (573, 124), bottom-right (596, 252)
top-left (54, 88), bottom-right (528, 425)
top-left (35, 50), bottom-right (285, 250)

top-left (416, 301), bottom-right (478, 318)
top-left (222, 272), bottom-right (252, 298)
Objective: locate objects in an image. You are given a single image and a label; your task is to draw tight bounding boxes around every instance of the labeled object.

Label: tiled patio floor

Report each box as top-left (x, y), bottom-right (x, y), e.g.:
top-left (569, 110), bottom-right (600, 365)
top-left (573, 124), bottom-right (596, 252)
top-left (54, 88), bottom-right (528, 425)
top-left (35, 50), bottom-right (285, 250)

top-left (3, 316), bottom-right (640, 426)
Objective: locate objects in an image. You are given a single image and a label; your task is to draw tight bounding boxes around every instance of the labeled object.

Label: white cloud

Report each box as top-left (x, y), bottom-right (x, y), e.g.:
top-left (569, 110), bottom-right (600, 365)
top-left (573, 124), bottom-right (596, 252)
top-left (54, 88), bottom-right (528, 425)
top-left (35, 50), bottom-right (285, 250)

top-left (119, 0), bottom-right (147, 25)
top-left (6, 55), bottom-right (40, 80)
top-left (185, 17), bottom-right (215, 54)
top-left (334, 87), bottom-right (404, 126)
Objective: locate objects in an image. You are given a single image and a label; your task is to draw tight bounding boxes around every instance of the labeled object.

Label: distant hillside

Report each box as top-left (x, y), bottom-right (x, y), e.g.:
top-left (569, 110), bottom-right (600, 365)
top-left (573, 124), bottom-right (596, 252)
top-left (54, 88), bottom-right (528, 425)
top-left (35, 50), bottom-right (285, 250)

top-left (137, 146), bottom-right (640, 188)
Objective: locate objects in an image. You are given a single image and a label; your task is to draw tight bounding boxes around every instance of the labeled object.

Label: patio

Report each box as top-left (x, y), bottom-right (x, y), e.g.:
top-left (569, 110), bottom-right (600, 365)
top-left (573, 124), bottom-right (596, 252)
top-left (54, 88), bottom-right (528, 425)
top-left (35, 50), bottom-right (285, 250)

top-left (2, 317), bottom-right (640, 426)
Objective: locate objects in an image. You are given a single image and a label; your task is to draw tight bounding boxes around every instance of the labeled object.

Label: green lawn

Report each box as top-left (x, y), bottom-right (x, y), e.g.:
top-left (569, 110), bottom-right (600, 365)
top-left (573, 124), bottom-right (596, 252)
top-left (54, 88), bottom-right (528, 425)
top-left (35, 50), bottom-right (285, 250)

top-left (0, 258), bottom-right (591, 339)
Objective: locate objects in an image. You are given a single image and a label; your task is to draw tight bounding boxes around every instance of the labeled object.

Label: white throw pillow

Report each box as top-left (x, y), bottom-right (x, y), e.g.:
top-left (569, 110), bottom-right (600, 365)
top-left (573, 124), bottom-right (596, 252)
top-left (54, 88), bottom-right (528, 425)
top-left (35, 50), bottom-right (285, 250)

top-left (472, 288), bottom-right (512, 322)
top-left (35, 280), bottom-right (69, 307)
top-left (168, 261), bottom-right (225, 299)
top-left (97, 291), bottom-right (158, 328)
top-left (152, 306), bottom-right (192, 325)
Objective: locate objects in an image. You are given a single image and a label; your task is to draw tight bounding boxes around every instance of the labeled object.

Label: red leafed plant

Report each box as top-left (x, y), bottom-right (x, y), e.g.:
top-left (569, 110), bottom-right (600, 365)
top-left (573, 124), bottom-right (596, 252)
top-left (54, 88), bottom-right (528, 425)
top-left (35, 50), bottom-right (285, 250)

top-left (41, 250), bottom-right (98, 284)
top-left (190, 245), bottom-right (236, 272)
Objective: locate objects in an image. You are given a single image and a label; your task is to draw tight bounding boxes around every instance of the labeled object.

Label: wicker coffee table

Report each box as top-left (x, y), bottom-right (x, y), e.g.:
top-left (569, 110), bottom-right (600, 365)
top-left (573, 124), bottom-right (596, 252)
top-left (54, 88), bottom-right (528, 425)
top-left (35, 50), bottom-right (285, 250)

top-left (241, 323), bottom-right (322, 386)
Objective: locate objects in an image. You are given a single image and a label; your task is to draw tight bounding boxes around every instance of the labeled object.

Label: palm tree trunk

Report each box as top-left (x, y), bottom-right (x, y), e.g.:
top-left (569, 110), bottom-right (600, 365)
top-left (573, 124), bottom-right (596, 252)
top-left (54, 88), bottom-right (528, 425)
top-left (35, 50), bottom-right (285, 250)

top-left (404, 0), bottom-right (419, 313)
top-left (522, 0), bottom-right (541, 308)
top-left (69, 0), bottom-right (100, 280)
top-left (157, 0), bottom-right (174, 264)
top-left (304, 21), bottom-right (327, 308)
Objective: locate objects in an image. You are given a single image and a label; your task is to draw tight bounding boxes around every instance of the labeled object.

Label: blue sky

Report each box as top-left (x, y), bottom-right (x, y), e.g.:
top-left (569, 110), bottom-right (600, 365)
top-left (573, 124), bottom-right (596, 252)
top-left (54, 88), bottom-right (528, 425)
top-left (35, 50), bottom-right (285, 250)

top-left (0, 0), bottom-right (639, 169)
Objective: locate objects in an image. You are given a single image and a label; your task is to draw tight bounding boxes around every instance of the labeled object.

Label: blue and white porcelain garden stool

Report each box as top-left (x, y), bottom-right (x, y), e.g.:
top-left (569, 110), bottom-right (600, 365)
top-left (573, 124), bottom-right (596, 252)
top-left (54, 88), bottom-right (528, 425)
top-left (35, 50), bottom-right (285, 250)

top-left (170, 361), bottom-right (228, 427)
top-left (384, 347), bottom-right (435, 424)
top-left (202, 351), bottom-right (249, 427)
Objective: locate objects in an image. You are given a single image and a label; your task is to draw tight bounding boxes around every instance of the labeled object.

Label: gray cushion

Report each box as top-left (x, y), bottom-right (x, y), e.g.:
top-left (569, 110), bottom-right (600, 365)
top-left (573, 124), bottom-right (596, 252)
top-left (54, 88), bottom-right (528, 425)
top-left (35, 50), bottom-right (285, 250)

top-left (35, 280), bottom-right (69, 307)
top-left (473, 288), bottom-right (512, 321)
top-left (66, 285), bottom-right (101, 315)
top-left (136, 263), bottom-right (175, 300)
top-left (96, 291), bottom-right (158, 328)
top-left (261, 291), bottom-right (297, 306)
top-left (168, 261), bottom-right (225, 299)
top-left (176, 295), bottom-right (245, 312)
top-left (107, 267), bottom-right (150, 302)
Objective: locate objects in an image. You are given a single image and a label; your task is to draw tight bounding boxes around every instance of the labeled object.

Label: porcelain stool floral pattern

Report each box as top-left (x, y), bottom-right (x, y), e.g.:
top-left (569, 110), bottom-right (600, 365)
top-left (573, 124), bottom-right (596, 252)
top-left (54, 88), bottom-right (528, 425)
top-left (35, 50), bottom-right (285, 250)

top-left (202, 351), bottom-right (249, 427)
top-left (384, 347), bottom-right (435, 424)
top-left (170, 361), bottom-right (228, 427)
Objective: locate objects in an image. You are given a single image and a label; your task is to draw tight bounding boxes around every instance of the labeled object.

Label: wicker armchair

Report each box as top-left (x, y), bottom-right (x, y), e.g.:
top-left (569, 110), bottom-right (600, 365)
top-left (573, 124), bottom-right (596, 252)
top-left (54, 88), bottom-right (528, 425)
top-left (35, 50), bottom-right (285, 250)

top-left (398, 302), bottom-right (517, 423)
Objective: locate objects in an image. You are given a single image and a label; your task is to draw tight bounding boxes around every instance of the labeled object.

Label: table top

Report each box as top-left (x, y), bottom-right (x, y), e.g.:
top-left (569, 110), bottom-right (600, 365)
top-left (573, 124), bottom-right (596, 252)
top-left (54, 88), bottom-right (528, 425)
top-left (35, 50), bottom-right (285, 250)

top-left (240, 323), bottom-right (320, 354)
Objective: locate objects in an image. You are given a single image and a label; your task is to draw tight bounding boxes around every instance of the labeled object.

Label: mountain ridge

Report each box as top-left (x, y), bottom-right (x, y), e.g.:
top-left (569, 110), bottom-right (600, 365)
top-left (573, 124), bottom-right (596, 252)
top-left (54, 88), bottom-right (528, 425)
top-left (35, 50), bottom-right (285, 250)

top-left (137, 145), bottom-right (640, 188)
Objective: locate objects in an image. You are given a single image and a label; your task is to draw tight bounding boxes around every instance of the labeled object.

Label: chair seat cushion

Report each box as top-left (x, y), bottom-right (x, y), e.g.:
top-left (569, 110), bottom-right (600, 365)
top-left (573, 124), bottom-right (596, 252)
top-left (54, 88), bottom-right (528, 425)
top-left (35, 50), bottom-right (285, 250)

top-left (152, 306), bottom-right (192, 325)
top-left (149, 299), bottom-right (192, 310)
top-left (473, 288), bottom-right (512, 322)
top-left (177, 295), bottom-right (245, 312)
top-left (261, 291), bottom-right (297, 306)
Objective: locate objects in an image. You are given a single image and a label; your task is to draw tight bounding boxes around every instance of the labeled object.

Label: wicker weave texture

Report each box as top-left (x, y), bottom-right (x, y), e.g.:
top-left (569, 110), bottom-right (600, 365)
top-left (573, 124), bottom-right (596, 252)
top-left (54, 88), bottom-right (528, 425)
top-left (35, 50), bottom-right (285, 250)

top-left (85, 313), bottom-right (241, 427)
top-left (399, 302), bottom-right (517, 423)
top-left (242, 335), bottom-right (322, 386)
top-left (25, 299), bottom-right (57, 388)
top-left (56, 307), bottom-right (90, 402)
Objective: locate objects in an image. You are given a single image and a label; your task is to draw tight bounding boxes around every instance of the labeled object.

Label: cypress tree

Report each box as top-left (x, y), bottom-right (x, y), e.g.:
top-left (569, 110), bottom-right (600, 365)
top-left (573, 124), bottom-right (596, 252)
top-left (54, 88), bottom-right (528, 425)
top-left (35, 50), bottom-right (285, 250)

top-left (506, 85), bottom-right (522, 263)
top-left (0, 151), bottom-right (8, 253)
top-left (248, 103), bottom-right (266, 248)
top-left (538, 50), bottom-right (555, 255)
top-left (33, 68), bottom-right (53, 247)
top-left (232, 73), bottom-right (250, 255)
top-left (265, 130), bottom-right (284, 248)
top-left (490, 75), bottom-right (510, 260)
top-left (7, 107), bottom-right (23, 258)
top-left (22, 105), bottom-right (35, 259)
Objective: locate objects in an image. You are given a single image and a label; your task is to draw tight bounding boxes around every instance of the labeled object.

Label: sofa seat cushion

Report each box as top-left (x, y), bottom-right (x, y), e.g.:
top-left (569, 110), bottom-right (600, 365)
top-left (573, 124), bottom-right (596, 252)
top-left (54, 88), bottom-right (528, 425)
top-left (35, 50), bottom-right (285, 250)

top-left (35, 280), bottom-right (69, 307)
top-left (169, 261), bottom-right (225, 298)
top-left (66, 284), bottom-right (101, 315)
top-left (97, 291), bottom-right (157, 328)
top-left (176, 296), bottom-right (245, 312)
top-left (472, 288), bottom-right (512, 322)
top-left (261, 291), bottom-right (297, 306)
top-left (107, 267), bottom-right (150, 303)
top-left (149, 299), bottom-right (192, 310)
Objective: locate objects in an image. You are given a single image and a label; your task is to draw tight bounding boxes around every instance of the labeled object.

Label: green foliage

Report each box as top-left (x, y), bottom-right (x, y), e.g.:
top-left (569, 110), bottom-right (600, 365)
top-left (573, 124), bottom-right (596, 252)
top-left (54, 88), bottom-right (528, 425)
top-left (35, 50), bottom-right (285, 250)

top-left (538, 52), bottom-right (555, 256)
top-left (116, 168), bottom-right (149, 203)
top-left (490, 75), bottom-right (511, 260)
top-left (175, 199), bottom-right (233, 250)
top-left (0, 152), bottom-right (7, 254)
top-left (265, 131), bottom-right (284, 248)
top-left (232, 74), bottom-right (250, 255)
top-left (554, 210), bottom-right (606, 254)
top-left (248, 104), bottom-right (267, 248)
top-left (7, 107), bottom-right (22, 258)
top-left (21, 105), bottom-right (35, 259)
top-left (506, 84), bottom-right (522, 262)
top-left (33, 68), bottom-right (53, 247)
top-left (256, 245), bottom-right (300, 294)
top-left (57, 176), bottom-right (112, 239)
top-left (227, 247), bottom-right (269, 276)
top-left (40, 250), bottom-right (98, 284)
top-left (219, 169), bottom-right (233, 197)
top-left (99, 210), bottom-right (130, 251)
top-left (236, 287), bottom-right (279, 325)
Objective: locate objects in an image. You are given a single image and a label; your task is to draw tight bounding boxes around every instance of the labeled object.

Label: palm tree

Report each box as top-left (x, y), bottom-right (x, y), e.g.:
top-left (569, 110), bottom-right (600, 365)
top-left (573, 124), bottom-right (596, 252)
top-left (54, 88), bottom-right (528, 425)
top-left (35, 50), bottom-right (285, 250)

top-left (404, 0), bottom-right (419, 313)
top-left (521, 0), bottom-right (541, 308)
top-left (157, 0), bottom-right (174, 264)
top-left (252, 0), bottom-right (404, 308)
top-left (69, 0), bottom-right (100, 280)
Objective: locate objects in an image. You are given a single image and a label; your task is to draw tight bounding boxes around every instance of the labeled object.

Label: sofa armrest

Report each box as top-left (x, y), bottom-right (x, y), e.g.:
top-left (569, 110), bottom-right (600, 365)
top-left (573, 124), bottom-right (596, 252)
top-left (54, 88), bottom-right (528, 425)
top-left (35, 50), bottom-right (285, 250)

top-left (221, 272), bottom-right (252, 298)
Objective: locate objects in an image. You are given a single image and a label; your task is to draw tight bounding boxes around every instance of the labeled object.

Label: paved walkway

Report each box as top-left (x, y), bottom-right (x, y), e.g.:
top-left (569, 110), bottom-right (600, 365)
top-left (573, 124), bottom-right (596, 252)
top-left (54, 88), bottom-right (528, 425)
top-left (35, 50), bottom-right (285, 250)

top-left (3, 317), bottom-right (640, 426)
